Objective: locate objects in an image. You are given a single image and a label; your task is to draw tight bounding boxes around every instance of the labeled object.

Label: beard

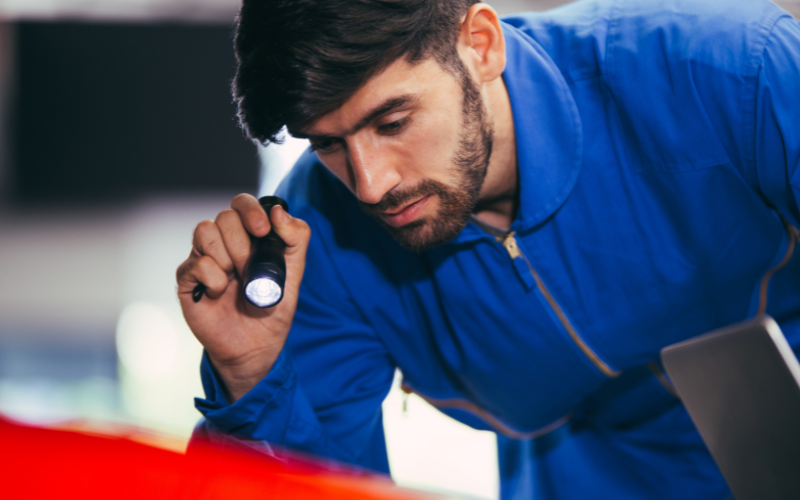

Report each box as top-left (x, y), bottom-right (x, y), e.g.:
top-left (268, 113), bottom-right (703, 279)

top-left (359, 69), bottom-right (494, 253)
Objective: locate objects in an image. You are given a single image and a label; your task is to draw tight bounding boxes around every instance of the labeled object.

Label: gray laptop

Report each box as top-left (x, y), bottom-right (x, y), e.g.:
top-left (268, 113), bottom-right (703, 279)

top-left (661, 315), bottom-right (800, 500)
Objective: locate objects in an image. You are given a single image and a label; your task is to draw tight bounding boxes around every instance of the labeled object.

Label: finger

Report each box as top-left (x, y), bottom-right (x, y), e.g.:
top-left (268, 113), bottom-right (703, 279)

top-left (176, 255), bottom-right (231, 300)
top-left (231, 193), bottom-right (270, 238)
top-left (192, 220), bottom-right (235, 274)
top-left (268, 205), bottom-right (311, 304)
top-left (215, 208), bottom-right (253, 276)
top-left (269, 205), bottom-right (312, 256)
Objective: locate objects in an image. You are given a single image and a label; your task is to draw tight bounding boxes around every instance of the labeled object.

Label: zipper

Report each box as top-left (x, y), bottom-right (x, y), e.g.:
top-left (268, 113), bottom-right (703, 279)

top-left (756, 212), bottom-right (798, 317)
top-left (400, 380), bottom-right (569, 440)
top-left (500, 232), bottom-right (620, 378)
top-left (393, 232), bottom-right (621, 439)
top-left (648, 214), bottom-right (798, 399)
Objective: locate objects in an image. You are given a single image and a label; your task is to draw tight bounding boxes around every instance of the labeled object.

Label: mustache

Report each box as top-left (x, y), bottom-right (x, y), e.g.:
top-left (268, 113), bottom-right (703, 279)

top-left (358, 180), bottom-right (446, 213)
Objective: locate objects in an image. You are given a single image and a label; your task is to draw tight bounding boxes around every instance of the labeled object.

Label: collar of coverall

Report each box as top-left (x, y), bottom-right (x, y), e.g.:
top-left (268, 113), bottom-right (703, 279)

top-left (453, 21), bottom-right (583, 244)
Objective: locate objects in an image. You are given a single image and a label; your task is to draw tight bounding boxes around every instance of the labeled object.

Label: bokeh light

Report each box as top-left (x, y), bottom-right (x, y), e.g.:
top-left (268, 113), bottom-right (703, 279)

top-left (116, 302), bottom-right (180, 381)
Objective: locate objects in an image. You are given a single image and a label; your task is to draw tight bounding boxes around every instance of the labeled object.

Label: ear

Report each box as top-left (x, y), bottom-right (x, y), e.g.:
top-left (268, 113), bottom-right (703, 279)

top-left (456, 4), bottom-right (506, 83)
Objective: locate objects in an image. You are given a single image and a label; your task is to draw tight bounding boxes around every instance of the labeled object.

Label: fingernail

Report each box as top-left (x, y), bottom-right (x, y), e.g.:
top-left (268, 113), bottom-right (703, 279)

top-left (276, 206), bottom-right (290, 224)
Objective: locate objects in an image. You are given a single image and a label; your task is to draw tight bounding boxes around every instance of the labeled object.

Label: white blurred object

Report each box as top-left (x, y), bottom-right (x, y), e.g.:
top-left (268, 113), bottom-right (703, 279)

top-left (116, 300), bottom-right (204, 438)
top-left (116, 302), bottom-right (180, 381)
top-left (114, 196), bottom-right (229, 438)
top-left (0, 376), bottom-right (119, 424)
top-left (383, 371), bottom-right (499, 500)
top-left (258, 129), bottom-right (309, 197)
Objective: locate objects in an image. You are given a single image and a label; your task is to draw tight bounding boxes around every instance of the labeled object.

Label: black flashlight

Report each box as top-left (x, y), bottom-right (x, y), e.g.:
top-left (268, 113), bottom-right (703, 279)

top-left (190, 196), bottom-right (288, 307)
top-left (241, 196), bottom-right (289, 308)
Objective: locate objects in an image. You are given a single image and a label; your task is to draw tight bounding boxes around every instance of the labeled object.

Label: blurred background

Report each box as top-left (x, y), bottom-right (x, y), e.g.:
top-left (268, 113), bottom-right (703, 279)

top-left (0, 0), bottom-right (797, 498)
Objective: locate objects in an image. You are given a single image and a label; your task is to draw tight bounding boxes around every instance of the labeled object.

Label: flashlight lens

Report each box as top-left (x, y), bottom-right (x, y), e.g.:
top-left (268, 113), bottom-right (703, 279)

top-left (245, 278), bottom-right (282, 307)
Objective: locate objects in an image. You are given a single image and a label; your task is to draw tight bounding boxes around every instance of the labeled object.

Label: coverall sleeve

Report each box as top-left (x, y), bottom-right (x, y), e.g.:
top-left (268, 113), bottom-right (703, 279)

top-left (192, 215), bottom-right (396, 474)
top-left (753, 16), bottom-right (800, 224)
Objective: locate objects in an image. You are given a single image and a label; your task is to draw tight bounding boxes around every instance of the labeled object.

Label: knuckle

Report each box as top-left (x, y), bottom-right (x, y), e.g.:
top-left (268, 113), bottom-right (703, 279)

top-left (231, 193), bottom-right (254, 209)
top-left (196, 254), bottom-right (217, 273)
top-left (230, 241), bottom-right (251, 261)
top-left (194, 219), bottom-right (217, 242)
top-left (205, 238), bottom-right (222, 253)
top-left (196, 219), bottom-right (216, 233)
top-left (215, 208), bottom-right (238, 226)
top-left (176, 259), bottom-right (191, 283)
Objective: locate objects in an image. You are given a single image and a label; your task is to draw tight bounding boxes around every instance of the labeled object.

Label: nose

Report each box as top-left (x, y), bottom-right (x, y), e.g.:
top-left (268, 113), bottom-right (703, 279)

top-left (347, 135), bottom-right (401, 205)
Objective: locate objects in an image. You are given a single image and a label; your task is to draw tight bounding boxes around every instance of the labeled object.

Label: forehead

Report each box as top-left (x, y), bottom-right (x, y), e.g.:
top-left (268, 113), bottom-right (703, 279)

top-left (296, 57), bottom-right (453, 136)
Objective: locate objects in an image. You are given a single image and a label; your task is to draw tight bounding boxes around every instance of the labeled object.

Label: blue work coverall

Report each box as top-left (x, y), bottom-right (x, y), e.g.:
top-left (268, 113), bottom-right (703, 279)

top-left (194, 0), bottom-right (800, 498)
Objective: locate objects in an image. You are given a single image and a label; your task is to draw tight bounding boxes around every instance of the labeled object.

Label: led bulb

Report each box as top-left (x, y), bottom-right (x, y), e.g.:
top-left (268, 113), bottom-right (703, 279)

top-left (245, 278), bottom-right (282, 308)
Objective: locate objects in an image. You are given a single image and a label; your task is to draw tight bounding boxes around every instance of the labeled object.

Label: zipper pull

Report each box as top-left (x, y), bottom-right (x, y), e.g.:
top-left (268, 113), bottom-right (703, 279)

top-left (501, 232), bottom-right (521, 259)
top-left (498, 231), bottom-right (536, 290)
top-left (400, 380), bottom-right (413, 416)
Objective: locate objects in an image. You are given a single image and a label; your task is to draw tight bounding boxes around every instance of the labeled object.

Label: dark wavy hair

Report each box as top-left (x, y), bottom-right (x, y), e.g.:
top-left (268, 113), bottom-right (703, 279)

top-left (232, 0), bottom-right (480, 145)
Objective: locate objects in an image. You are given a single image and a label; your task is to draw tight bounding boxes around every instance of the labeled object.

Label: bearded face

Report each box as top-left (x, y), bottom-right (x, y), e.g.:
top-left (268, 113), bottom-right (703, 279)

top-left (301, 54), bottom-right (497, 253)
top-left (358, 69), bottom-right (494, 253)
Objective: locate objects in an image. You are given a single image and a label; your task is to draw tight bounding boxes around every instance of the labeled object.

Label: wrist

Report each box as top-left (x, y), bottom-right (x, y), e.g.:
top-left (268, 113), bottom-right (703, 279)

top-left (210, 347), bottom-right (280, 403)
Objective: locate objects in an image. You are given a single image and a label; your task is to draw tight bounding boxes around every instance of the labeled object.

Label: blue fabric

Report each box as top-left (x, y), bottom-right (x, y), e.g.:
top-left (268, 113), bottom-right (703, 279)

top-left (195, 0), bottom-right (800, 498)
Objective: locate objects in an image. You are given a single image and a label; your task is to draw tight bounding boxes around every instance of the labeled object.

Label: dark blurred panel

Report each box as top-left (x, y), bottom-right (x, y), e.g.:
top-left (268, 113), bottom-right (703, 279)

top-left (12, 22), bottom-right (257, 202)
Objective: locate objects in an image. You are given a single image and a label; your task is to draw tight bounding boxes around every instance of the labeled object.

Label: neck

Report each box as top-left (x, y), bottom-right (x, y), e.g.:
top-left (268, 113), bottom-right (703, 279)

top-left (472, 75), bottom-right (518, 230)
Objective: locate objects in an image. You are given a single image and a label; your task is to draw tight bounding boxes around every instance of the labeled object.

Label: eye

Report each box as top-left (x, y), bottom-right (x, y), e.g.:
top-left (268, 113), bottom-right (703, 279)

top-left (378, 116), bottom-right (409, 135)
top-left (309, 138), bottom-right (340, 154)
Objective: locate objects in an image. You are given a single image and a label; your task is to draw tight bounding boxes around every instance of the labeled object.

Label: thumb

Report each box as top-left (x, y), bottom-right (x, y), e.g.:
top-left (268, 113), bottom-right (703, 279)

top-left (269, 205), bottom-right (311, 256)
top-left (268, 205), bottom-right (311, 302)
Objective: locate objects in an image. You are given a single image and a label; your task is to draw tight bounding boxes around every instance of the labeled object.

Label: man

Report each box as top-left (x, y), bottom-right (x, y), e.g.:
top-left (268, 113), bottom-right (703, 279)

top-left (176, 0), bottom-right (800, 498)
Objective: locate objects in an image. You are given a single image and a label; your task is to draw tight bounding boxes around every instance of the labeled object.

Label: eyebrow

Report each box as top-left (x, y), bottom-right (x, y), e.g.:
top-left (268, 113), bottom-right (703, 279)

top-left (291, 94), bottom-right (418, 140)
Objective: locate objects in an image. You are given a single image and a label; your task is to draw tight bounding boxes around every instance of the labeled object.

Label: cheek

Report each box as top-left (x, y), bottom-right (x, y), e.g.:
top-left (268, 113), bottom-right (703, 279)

top-left (401, 113), bottom-right (462, 173)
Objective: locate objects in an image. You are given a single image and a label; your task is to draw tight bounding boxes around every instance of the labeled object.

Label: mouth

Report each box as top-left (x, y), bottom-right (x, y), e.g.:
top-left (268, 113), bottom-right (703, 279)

top-left (380, 195), bottom-right (431, 227)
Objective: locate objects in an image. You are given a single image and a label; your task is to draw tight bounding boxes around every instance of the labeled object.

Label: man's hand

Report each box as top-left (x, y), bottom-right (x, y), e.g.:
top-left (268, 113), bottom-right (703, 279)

top-left (176, 193), bottom-right (311, 402)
